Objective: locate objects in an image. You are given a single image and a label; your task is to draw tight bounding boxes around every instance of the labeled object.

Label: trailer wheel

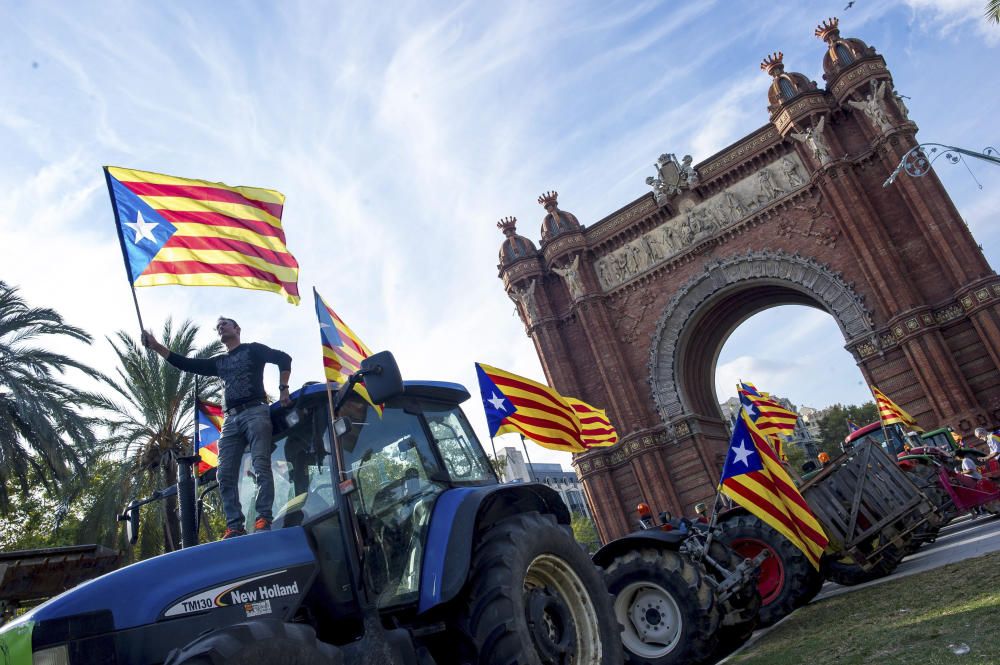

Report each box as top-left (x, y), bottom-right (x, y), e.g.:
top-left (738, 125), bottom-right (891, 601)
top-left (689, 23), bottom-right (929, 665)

top-left (603, 548), bottom-right (719, 665)
top-left (716, 514), bottom-right (815, 627)
top-left (164, 619), bottom-right (342, 665)
top-left (459, 511), bottom-right (623, 665)
top-left (823, 543), bottom-right (903, 587)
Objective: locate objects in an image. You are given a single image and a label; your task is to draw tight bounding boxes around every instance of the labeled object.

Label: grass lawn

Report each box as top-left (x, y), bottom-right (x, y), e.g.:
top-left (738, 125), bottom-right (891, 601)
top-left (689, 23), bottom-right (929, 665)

top-left (728, 550), bottom-right (1000, 665)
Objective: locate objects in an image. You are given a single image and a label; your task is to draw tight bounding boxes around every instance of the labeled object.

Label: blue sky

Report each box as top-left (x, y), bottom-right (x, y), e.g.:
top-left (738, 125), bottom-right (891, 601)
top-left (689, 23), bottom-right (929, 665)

top-left (2, 0), bottom-right (998, 468)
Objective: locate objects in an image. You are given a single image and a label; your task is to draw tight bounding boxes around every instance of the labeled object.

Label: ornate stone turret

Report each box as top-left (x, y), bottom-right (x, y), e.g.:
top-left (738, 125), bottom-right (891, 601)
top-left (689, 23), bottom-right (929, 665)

top-left (496, 216), bottom-right (537, 266)
top-left (538, 191), bottom-right (582, 245)
top-left (816, 17), bottom-right (876, 80)
top-left (762, 51), bottom-right (818, 116)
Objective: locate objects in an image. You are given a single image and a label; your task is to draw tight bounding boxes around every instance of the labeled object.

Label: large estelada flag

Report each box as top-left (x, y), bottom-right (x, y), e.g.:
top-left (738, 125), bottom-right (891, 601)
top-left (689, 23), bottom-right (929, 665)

top-left (313, 288), bottom-right (378, 408)
top-left (738, 382), bottom-right (798, 461)
top-left (195, 399), bottom-right (224, 476)
top-left (475, 363), bottom-right (617, 453)
top-left (871, 385), bottom-right (923, 433)
top-left (104, 166), bottom-right (300, 304)
top-left (720, 409), bottom-right (828, 569)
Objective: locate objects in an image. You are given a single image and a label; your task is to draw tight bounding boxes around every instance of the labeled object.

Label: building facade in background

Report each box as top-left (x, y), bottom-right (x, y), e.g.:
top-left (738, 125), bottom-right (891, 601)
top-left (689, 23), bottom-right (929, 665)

top-left (500, 446), bottom-right (592, 518)
top-left (494, 18), bottom-right (1000, 542)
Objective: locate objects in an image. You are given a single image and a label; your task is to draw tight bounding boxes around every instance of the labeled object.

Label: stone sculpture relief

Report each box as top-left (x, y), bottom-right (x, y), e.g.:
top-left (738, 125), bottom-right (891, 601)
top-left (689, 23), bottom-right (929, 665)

top-left (552, 255), bottom-right (585, 300)
top-left (598, 154), bottom-right (809, 291)
top-left (790, 116), bottom-right (832, 165)
top-left (847, 80), bottom-right (892, 132)
top-left (646, 153), bottom-right (700, 203)
top-left (510, 279), bottom-right (538, 324)
top-left (891, 84), bottom-right (910, 120)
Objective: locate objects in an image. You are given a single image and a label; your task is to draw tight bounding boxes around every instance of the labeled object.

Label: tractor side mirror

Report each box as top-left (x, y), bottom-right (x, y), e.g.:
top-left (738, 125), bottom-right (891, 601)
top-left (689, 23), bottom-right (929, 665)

top-left (359, 351), bottom-right (403, 404)
top-left (333, 416), bottom-right (353, 437)
top-left (124, 502), bottom-right (140, 545)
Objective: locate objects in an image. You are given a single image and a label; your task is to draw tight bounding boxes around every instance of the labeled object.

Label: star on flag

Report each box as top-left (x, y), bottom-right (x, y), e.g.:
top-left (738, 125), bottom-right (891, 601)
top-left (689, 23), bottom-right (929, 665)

top-left (124, 210), bottom-right (159, 244)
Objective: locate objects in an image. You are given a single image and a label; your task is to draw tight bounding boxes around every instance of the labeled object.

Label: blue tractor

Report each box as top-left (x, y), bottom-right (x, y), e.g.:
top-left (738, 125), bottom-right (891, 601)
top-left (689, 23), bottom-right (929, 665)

top-left (0, 352), bottom-right (623, 665)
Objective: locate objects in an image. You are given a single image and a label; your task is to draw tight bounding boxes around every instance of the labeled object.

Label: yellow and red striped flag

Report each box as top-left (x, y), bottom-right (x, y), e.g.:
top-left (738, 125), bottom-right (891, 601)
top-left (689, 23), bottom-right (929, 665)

top-left (871, 385), bottom-right (923, 433)
top-left (313, 289), bottom-right (378, 409)
top-left (105, 166), bottom-right (299, 304)
top-left (567, 397), bottom-right (618, 448)
top-left (721, 409), bottom-right (828, 569)
top-left (738, 382), bottom-right (798, 460)
top-left (475, 363), bottom-right (617, 453)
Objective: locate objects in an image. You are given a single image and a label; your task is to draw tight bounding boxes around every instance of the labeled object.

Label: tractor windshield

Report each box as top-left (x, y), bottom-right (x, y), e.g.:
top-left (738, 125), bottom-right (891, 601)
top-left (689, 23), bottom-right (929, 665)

top-left (337, 393), bottom-right (493, 607)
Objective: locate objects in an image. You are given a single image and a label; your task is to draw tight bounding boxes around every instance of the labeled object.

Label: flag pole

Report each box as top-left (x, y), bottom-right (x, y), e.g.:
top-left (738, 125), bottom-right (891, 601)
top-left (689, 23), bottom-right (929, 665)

top-left (519, 434), bottom-right (537, 482)
top-left (487, 434), bottom-right (501, 481)
top-left (103, 167), bottom-right (146, 333)
top-left (869, 385), bottom-right (894, 453)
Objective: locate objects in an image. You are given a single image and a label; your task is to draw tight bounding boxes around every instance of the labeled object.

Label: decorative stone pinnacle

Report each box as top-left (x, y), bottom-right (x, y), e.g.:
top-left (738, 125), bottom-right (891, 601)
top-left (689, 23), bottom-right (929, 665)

top-left (760, 51), bottom-right (784, 76)
top-left (537, 191), bottom-right (559, 209)
top-left (815, 17), bottom-right (840, 43)
top-left (496, 216), bottom-right (518, 237)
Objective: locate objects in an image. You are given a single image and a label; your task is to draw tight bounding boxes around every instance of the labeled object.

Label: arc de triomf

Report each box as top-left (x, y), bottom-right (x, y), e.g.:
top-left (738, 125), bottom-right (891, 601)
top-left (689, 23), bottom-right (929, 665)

top-left (494, 18), bottom-right (1000, 542)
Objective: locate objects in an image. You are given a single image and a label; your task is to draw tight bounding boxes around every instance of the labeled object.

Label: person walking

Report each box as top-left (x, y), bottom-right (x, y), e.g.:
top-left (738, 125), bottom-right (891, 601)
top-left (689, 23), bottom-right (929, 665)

top-left (143, 317), bottom-right (292, 539)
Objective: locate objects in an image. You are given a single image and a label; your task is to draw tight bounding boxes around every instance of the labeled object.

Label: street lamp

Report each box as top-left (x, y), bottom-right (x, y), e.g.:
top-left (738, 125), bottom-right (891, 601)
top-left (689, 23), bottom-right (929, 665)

top-left (884, 143), bottom-right (1000, 188)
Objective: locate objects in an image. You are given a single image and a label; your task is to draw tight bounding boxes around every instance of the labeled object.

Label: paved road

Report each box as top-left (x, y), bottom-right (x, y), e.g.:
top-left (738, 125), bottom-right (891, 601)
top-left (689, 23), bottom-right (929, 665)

top-left (815, 513), bottom-right (1000, 601)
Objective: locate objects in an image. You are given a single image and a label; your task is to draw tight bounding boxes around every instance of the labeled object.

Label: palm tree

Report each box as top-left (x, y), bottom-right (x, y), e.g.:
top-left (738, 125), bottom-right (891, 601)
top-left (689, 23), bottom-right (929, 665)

top-left (89, 319), bottom-right (222, 555)
top-left (0, 281), bottom-right (104, 513)
top-left (989, 0), bottom-right (1000, 24)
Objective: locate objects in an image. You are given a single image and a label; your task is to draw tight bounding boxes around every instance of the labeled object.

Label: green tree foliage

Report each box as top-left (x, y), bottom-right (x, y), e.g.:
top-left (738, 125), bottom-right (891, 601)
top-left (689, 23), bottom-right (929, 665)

top-left (88, 320), bottom-right (222, 557)
top-left (816, 401), bottom-right (878, 457)
top-left (489, 454), bottom-right (507, 480)
top-left (0, 281), bottom-right (105, 513)
top-left (571, 511), bottom-right (601, 553)
top-left (988, 0), bottom-right (1000, 24)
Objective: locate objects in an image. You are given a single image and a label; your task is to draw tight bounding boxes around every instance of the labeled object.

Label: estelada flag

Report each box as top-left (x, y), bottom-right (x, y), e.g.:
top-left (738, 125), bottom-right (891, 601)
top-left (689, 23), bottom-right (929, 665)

top-left (195, 399), bottom-right (224, 476)
top-left (476, 363), bottom-right (617, 453)
top-left (313, 288), bottom-right (379, 410)
top-left (720, 409), bottom-right (828, 569)
top-left (871, 385), bottom-right (924, 433)
top-left (738, 382), bottom-right (798, 461)
top-left (567, 397), bottom-right (618, 448)
top-left (104, 166), bottom-right (300, 304)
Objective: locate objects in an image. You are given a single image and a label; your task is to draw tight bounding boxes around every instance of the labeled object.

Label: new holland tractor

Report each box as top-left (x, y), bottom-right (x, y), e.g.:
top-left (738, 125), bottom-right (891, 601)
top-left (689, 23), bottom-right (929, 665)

top-left (0, 352), bottom-right (625, 665)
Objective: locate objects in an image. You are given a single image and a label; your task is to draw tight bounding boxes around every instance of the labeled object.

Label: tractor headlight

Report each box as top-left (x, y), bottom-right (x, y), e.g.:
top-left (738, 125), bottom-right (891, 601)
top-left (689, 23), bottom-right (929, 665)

top-left (33, 645), bottom-right (70, 665)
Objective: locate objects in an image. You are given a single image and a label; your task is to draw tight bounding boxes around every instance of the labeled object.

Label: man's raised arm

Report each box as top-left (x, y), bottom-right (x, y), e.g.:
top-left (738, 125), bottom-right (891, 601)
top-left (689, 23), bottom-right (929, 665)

top-left (141, 330), bottom-right (218, 376)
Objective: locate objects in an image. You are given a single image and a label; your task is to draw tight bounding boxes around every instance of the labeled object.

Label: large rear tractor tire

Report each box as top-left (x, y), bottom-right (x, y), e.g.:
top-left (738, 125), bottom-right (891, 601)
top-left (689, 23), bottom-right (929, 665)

top-left (603, 548), bottom-right (720, 665)
top-left (715, 514), bottom-right (816, 627)
top-left (459, 511), bottom-right (623, 665)
top-left (164, 620), bottom-right (342, 665)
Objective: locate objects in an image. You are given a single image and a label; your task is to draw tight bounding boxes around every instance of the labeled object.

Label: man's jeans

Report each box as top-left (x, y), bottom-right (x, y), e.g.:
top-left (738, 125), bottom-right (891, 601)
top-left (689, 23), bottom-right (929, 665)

top-left (217, 404), bottom-right (273, 529)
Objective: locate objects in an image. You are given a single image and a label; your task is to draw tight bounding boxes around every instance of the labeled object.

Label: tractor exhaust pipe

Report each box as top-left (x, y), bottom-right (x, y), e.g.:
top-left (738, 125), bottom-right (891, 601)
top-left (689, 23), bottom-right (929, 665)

top-left (176, 455), bottom-right (200, 548)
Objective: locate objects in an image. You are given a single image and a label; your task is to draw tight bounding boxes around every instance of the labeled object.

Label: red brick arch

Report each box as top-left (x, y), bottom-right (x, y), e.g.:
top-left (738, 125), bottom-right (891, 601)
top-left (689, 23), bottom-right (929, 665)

top-left (495, 23), bottom-right (1000, 542)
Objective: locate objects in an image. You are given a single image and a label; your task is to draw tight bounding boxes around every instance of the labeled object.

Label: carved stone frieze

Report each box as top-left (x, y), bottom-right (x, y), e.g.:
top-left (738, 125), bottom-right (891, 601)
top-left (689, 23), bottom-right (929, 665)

top-left (648, 251), bottom-right (874, 422)
top-left (935, 303), bottom-right (964, 323)
top-left (596, 155), bottom-right (809, 292)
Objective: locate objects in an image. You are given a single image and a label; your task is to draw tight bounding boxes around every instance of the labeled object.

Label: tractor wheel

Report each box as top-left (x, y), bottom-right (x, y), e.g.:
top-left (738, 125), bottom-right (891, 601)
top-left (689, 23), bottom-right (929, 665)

top-left (715, 514), bottom-right (815, 627)
top-left (459, 511), bottom-right (623, 665)
top-left (823, 544), bottom-right (903, 587)
top-left (163, 619), bottom-right (342, 665)
top-left (603, 548), bottom-right (720, 665)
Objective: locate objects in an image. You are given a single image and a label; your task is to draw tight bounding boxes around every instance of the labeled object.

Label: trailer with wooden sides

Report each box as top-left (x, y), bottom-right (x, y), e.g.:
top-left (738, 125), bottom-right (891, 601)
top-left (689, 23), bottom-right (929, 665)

top-left (0, 544), bottom-right (121, 625)
top-left (715, 441), bottom-right (938, 625)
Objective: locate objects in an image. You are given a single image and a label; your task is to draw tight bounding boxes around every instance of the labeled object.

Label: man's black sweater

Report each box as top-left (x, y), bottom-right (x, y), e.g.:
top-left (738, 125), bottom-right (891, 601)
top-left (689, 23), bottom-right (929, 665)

top-left (168, 343), bottom-right (291, 410)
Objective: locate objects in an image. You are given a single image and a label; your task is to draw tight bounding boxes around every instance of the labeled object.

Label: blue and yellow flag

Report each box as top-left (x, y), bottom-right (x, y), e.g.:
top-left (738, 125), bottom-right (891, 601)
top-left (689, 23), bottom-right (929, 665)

top-left (195, 399), bottom-right (223, 476)
top-left (313, 288), bottom-right (379, 409)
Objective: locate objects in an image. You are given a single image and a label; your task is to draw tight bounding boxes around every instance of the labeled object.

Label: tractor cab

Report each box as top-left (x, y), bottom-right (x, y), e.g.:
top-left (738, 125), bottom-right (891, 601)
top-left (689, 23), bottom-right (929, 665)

top-left (236, 379), bottom-right (497, 612)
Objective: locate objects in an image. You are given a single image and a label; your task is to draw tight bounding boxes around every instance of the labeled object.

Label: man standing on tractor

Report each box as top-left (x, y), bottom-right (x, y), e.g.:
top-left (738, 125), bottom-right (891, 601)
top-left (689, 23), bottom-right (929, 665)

top-left (142, 317), bottom-right (292, 539)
